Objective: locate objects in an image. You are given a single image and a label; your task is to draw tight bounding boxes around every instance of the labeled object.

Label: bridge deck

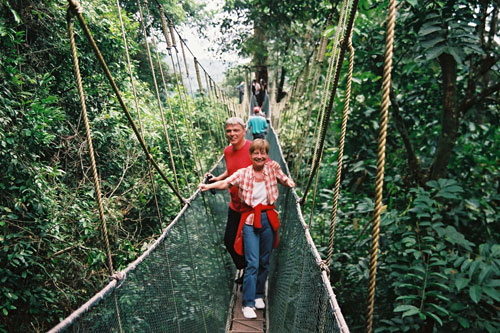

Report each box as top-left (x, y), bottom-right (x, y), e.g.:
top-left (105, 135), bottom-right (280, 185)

top-left (229, 287), bottom-right (266, 333)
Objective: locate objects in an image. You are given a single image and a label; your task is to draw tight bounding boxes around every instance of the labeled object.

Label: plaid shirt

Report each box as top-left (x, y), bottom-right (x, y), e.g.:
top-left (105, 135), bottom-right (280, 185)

top-left (227, 160), bottom-right (292, 225)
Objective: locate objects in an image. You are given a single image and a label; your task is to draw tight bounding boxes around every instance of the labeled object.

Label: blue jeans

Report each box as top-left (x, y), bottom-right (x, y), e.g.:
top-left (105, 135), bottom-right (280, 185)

top-left (242, 212), bottom-right (274, 307)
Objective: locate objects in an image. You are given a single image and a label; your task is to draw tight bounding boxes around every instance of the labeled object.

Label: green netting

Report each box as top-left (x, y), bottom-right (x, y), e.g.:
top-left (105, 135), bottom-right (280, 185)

top-left (266, 129), bottom-right (345, 332)
top-left (50, 128), bottom-right (347, 333)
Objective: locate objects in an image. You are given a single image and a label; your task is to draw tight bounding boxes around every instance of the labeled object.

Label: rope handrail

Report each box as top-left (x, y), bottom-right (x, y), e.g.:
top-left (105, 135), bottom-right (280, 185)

top-left (67, 0), bottom-right (186, 204)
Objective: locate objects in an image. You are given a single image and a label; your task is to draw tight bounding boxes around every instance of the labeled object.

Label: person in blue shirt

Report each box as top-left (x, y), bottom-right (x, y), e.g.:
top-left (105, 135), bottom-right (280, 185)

top-left (248, 107), bottom-right (268, 140)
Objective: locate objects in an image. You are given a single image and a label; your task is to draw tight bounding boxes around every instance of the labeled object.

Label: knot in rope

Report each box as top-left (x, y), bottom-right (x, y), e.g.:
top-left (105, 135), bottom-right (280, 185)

top-left (110, 271), bottom-right (125, 281)
top-left (319, 260), bottom-right (330, 276)
top-left (68, 0), bottom-right (83, 14)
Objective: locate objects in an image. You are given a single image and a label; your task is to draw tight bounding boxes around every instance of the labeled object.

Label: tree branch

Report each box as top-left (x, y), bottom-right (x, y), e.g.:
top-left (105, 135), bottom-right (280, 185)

top-left (429, 53), bottom-right (459, 180)
top-left (390, 88), bottom-right (425, 185)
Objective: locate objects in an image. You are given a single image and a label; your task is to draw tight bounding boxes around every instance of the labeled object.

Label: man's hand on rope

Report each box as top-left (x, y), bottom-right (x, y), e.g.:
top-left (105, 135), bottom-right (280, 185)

top-left (204, 173), bottom-right (217, 194)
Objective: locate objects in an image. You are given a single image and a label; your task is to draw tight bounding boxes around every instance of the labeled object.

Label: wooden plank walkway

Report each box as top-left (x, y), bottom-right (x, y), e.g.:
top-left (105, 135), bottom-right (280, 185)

top-left (227, 272), bottom-right (267, 333)
top-left (229, 289), bottom-right (265, 333)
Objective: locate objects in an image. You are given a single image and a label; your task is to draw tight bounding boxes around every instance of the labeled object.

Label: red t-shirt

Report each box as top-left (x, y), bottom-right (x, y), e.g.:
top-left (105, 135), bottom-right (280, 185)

top-left (224, 140), bottom-right (252, 211)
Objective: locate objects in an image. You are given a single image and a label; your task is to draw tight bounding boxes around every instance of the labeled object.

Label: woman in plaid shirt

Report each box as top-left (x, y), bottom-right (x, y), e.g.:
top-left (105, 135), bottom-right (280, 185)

top-left (199, 139), bottom-right (295, 319)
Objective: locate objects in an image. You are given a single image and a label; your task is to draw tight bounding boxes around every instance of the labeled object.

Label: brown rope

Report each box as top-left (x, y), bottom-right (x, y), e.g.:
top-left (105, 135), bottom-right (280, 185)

top-left (301, 0), bottom-right (350, 191)
top-left (67, 0), bottom-right (186, 204)
top-left (164, 18), bottom-right (203, 184)
top-left (326, 39), bottom-right (354, 267)
top-left (366, 0), bottom-right (396, 332)
top-left (137, 0), bottom-right (181, 192)
top-left (115, 0), bottom-right (163, 224)
top-left (157, 6), bottom-right (191, 191)
top-left (67, 0), bottom-right (114, 276)
top-left (300, 0), bottom-right (359, 204)
top-left (67, 3), bottom-right (123, 332)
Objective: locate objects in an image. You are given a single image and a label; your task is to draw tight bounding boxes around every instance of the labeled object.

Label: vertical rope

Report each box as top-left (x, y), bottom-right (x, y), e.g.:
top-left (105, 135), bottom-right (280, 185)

top-left (67, 1), bottom-right (114, 277)
top-left (193, 57), bottom-right (217, 150)
top-left (137, 0), bottom-right (181, 192)
top-left (159, 5), bottom-right (172, 50)
top-left (194, 57), bottom-right (204, 96)
top-left (326, 39), bottom-right (354, 267)
top-left (157, 5), bottom-right (191, 190)
top-left (115, 0), bottom-right (163, 224)
top-left (166, 18), bottom-right (203, 183)
top-left (300, 0), bottom-right (359, 204)
top-left (366, 1), bottom-right (396, 332)
top-left (293, 47), bottom-right (318, 180)
top-left (67, 3), bottom-right (123, 332)
top-left (303, 0), bottom-right (350, 188)
top-left (66, 0), bottom-right (185, 204)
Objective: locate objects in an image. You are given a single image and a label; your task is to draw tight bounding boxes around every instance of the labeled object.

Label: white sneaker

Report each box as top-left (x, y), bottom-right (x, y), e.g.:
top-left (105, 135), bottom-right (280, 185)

top-left (242, 306), bottom-right (257, 319)
top-left (255, 298), bottom-right (265, 310)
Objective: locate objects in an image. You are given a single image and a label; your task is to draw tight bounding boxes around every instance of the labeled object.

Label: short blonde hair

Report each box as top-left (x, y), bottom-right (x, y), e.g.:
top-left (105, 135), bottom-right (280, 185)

top-left (250, 139), bottom-right (270, 154)
top-left (225, 117), bottom-right (245, 129)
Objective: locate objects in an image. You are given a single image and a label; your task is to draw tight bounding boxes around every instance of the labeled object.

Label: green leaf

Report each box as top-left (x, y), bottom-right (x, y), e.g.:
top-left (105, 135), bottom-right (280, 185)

top-left (396, 295), bottom-right (419, 301)
top-left (448, 46), bottom-right (464, 65)
top-left (394, 304), bottom-right (418, 312)
top-left (478, 266), bottom-right (492, 284)
top-left (455, 277), bottom-right (470, 291)
top-left (424, 311), bottom-right (443, 326)
top-left (469, 285), bottom-right (482, 303)
top-left (486, 279), bottom-right (500, 288)
top-left (469, 260), bottom-right (480, 278)
top-left (427, 303), bottom-right (449, 316)
top-left (419, 25), bottom-right (442, 36)
top-left (482, 287), bottom-right (500, 302)
top-left (457, 317), bottom-right (470, 328)
top-left (402, 307), bottom-right (420, 318)
top-left (421, 36), bottom-right (446, 49)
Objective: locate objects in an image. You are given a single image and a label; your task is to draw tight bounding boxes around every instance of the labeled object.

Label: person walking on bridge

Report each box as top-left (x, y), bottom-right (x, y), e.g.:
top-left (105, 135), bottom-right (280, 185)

top-left (199, 139), bottom-right (295, 319)
top-left (248, 107), bottom-right (268, 140)
top-left (204, 117), bottom-right (251, 282)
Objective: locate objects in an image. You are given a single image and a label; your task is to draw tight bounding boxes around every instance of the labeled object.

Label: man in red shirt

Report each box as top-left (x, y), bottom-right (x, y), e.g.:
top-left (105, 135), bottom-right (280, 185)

top-left (206, 117), bottom-right (252, 277)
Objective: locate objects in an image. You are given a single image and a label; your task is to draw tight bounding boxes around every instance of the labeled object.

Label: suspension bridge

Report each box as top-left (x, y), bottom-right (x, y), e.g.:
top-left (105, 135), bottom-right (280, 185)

top-left (48, 0), bottom-right (396, 331)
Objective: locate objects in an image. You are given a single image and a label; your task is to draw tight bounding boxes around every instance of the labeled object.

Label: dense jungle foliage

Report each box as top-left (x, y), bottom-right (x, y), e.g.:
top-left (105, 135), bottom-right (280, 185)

top-left (0, 0), bottom-right (499, 332)
top-left (221, 0), bottom-right (498, 331)
top-left (0, 0), bottom-right (230, 331)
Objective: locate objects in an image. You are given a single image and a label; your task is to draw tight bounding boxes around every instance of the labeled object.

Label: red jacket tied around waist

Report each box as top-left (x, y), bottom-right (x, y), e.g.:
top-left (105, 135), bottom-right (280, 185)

top-left (234, 203), bottom-right (280, 256)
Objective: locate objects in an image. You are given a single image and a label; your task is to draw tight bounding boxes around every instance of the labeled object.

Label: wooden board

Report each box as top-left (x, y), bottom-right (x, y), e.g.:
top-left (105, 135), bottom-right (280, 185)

top-left (229, 288), bottom-right (265, 333)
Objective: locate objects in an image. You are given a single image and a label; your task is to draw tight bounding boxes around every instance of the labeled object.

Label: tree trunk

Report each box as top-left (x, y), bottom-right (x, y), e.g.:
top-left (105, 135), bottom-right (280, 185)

top-left (429, 53), bottom-right (459, 180)
top-left (252, 24), bottom-right (268, 87)
top-left (277, 66), bottom-right (287, 102)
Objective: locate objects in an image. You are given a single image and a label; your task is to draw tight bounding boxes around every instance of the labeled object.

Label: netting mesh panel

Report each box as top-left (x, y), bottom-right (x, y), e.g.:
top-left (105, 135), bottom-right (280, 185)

top-left (266, 129), bottom-right (341, 332)
top-left (62, 162), bottom-right (234, 333)
top-left (55, 129), bottom-right (345, 332)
